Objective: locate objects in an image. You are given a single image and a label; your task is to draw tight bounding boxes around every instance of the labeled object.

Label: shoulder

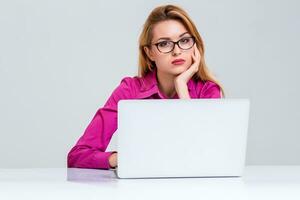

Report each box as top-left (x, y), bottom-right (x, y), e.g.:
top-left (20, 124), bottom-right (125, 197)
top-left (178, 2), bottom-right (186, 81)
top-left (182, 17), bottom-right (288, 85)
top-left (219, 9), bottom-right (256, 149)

top-left (108, 75), bottom-right (144, 99)
top-left (119, 75), bottom-right (142, 87)
top-left (118, 75), bottom-right (144, 94)
top-left (102, 76), bottom-right (136, 108)
top-left (194, 80), bottom-right (222, 98)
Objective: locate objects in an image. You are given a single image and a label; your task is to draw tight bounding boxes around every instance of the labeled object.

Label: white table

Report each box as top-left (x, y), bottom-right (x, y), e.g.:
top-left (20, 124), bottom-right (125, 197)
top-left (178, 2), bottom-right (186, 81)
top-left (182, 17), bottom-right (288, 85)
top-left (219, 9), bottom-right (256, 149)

top-left (0, 166), bottom-right (299, 200)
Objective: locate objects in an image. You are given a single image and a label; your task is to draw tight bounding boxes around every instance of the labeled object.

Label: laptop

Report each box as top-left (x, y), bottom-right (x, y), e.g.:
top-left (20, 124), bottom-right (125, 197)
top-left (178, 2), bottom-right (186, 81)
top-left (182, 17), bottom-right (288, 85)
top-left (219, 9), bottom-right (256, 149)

top-left (116, 98), bottom-right (250, 179)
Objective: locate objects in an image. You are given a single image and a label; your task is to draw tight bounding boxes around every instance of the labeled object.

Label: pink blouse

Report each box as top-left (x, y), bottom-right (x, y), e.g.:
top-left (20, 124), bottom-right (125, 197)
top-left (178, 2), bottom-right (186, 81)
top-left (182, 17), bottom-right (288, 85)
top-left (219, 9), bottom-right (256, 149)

top-left (67, 68), bottom-right (222, 169)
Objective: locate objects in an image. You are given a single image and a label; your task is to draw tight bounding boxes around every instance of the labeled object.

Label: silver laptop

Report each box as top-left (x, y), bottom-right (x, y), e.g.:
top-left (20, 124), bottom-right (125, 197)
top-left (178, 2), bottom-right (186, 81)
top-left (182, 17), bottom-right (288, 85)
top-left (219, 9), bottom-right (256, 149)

top-left (116, 98), bottom-right (250, 179)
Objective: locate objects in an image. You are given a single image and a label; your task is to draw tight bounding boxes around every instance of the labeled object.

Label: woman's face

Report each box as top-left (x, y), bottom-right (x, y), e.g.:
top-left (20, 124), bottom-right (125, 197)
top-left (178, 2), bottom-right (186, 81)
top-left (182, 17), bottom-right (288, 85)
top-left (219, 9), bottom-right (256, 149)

top-left (144, 20), bottom-right (195, 76)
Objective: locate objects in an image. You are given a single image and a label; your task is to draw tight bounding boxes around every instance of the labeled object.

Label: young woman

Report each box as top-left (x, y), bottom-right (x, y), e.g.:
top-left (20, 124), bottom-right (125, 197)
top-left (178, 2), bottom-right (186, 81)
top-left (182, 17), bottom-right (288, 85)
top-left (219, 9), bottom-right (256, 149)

top-left (67, 4), bottom-right (225, 170)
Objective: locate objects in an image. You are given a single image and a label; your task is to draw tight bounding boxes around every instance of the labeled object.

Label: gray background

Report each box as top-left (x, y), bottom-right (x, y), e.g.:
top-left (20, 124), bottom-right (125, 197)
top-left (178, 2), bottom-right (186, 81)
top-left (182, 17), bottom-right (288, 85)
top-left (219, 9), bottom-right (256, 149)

top-left (0, 0), bottom-right (299, 168)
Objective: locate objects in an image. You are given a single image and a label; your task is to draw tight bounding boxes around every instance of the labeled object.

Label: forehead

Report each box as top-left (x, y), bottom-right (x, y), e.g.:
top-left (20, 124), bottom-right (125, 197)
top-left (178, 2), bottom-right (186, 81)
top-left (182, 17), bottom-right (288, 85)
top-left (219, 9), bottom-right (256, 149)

top-left (152, 20), bottom-right (188, 40)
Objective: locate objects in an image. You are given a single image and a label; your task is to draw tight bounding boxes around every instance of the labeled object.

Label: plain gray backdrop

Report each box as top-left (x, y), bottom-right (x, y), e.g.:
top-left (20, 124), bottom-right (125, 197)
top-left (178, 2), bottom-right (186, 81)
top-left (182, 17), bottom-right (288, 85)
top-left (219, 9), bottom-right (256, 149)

top-left (0, 0), bottom-right (299, 168)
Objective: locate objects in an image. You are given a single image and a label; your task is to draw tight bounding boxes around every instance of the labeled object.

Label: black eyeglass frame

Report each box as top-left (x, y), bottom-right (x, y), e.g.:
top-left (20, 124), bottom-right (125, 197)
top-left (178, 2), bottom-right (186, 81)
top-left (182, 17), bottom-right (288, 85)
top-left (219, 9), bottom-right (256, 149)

top-left (149, 36), bottom-right (196, 53)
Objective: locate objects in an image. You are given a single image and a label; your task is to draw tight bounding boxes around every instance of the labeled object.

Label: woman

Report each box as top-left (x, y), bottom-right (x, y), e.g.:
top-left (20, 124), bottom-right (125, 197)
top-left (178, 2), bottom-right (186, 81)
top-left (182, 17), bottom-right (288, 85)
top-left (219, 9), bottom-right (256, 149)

top-left (67, 4), bottom-right (225, 169)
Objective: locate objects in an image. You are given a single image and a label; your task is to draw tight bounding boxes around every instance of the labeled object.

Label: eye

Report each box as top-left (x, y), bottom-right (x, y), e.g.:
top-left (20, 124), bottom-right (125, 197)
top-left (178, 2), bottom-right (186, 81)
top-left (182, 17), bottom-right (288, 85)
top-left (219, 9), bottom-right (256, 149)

top-left (180, 37), bottom-right (191, 44)
top-left (158, 41), bottom-right (171, 47)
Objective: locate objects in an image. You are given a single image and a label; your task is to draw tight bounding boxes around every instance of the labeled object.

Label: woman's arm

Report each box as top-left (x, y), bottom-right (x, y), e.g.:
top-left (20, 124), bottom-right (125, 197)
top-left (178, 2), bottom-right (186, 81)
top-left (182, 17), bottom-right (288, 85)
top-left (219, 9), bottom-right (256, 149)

top-left (67, 106), bottom-right (118, 169)
top-left (67, 77), bottom-right (133, 169)
top-left (175, 82), bottom-right (190, 99)
top-left (174, 45), bottom-right (200, 99)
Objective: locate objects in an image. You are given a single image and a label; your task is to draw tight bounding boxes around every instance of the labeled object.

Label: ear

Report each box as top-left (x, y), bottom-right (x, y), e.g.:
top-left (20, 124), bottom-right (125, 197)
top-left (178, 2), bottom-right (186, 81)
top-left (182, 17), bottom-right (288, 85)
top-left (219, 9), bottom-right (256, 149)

top-left (144, 46), bottom-right (155, 61)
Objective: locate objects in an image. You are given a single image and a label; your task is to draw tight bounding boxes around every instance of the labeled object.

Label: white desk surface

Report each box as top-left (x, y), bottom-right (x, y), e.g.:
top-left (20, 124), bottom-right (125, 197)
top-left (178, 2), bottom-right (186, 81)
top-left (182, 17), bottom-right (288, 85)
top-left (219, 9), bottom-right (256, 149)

top-left (0, 166), bottom-right (299, 200)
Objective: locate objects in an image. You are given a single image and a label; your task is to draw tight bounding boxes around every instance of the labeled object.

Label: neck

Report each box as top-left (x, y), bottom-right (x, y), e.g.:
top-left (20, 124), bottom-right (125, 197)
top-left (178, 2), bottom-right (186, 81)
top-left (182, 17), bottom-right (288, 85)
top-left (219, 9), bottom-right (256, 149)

top-left (156, 69), bottom-right (177, 98)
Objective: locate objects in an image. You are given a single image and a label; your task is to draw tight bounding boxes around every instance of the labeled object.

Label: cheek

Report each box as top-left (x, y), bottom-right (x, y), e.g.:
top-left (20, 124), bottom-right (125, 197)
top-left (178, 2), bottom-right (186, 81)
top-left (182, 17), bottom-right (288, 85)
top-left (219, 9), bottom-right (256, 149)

top-left (155, 55), bottom-right (170, 68)
top-left (183, 52), bottom-right (193, 67)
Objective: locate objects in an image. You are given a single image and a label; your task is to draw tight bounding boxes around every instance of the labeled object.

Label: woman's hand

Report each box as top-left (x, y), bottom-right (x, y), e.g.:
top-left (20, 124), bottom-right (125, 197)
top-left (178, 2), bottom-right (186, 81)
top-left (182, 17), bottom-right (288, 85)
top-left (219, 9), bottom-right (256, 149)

top-left (108, 152), bottom-right (118, 168)
top-left (175, 45), bottom-right (201, 85)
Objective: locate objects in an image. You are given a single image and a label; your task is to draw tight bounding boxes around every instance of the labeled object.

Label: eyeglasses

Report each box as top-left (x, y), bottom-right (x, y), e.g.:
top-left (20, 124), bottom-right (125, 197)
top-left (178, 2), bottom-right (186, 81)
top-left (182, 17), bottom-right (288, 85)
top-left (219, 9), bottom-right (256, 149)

top-left (150, 36), bottom-right (195, 53)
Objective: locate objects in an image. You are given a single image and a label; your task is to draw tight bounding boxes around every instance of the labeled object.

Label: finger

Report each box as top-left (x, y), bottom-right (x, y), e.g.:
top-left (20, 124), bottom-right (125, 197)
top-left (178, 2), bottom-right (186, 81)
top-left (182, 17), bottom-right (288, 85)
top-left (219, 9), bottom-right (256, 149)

top-left (195, 47), bottom-right (200, 60)
top-left (191, 50), bottom-right (196, 62)
top-left (195, 45), bottom-right (198, 54)
top-left (194, 45), bottom-right (198, 52)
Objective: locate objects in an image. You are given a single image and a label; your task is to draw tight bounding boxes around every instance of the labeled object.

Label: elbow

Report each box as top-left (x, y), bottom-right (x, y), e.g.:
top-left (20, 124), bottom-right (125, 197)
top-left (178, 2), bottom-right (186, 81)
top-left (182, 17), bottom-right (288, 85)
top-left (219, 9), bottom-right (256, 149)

top-left (67, 145), bottom-right (86, 168)
top-left (67, 146), bottom-right (77, 168)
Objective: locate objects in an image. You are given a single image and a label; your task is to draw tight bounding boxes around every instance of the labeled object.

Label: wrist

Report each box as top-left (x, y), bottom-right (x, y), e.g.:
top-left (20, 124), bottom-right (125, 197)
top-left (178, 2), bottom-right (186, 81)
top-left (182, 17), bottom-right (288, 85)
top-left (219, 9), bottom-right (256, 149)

top-left (175, 82), bottom-right (190, 99)
top-left (174, 78), bottom-right (186, 87)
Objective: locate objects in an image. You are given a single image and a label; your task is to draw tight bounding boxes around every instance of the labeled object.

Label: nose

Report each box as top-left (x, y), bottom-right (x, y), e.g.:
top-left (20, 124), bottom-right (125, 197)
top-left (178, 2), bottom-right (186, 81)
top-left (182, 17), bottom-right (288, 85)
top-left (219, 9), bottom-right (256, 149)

top-left (172, 43), bottom-right (181, 56)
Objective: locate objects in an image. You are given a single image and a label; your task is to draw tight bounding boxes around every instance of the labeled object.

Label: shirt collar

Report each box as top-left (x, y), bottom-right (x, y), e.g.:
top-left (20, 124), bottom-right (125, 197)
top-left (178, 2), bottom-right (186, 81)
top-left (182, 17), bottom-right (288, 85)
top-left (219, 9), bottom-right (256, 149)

top-left (138, 67), bottom-right (194, 98)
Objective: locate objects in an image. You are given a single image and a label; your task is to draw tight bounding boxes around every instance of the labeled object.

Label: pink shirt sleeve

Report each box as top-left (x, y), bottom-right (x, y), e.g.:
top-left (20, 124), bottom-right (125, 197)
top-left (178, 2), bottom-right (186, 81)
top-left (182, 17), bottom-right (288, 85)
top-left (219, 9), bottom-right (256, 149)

top-left (67, 77), bottom-right (133, 169)
top-left (199, 80), bottom-right (222, 98)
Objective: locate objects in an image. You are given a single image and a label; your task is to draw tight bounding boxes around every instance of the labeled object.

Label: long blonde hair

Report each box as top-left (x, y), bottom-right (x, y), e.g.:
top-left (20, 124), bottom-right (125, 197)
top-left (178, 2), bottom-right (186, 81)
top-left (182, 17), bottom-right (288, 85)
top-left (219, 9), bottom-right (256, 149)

top-left (138, 4), bottom-right (225, 98)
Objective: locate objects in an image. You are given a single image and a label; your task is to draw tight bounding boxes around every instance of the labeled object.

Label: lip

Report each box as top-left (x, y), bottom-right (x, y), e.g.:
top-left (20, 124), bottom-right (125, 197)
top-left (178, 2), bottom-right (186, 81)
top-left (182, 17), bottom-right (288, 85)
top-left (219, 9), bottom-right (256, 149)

top-left (171, 58), bottom-right (186, 65)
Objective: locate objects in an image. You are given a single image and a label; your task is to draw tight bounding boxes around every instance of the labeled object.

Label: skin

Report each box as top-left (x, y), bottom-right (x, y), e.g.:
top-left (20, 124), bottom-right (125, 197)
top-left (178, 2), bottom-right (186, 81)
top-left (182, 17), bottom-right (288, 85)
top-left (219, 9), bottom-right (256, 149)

top-left (108, 19), bottom-right (201, 168)
top-left (109, 152), bottom-right (118, 168)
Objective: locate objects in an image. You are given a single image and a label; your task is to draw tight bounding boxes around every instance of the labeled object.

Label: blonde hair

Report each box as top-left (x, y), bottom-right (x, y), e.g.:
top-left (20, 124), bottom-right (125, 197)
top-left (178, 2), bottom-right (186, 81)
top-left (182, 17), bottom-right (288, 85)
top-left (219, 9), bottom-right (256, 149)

top-left (138, 4), bottom-right (225, 98)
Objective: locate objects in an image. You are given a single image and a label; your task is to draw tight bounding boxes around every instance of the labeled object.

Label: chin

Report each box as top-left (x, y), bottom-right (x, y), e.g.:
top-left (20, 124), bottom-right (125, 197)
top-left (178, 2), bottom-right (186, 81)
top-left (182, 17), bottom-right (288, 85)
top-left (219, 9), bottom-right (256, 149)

top-left (169, 66), bottom-right (189, 75)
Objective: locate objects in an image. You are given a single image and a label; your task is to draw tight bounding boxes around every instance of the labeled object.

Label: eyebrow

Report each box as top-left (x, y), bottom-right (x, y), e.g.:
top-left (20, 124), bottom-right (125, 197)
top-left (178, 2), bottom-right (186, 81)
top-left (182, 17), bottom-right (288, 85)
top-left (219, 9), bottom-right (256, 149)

top-left (155, 32), bottom-right (190, 42)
